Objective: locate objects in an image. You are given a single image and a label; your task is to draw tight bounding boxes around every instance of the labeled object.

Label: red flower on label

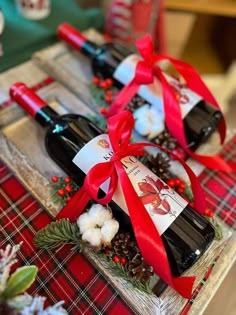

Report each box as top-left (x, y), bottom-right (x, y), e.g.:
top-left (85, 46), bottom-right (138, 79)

top-left (138, 177), bottom-right (171, 216)
top-left (140, 193), bottom-right (159, 205)
top-left (151, 202), bottom-right (170, 215)
top-left (138, 182), bottom-right (156, 194)
top-left (145, 176), bottom-right (169, 191)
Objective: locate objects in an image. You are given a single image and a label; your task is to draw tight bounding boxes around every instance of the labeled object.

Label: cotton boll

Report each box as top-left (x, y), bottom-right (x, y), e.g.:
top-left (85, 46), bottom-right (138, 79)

top-left (101, 219), bottom-right (119, 245)
top-left (77, 212), bottom-right (96, 234)
top-left (134, 116), bottom-right (151, 136)
top-left (133, 105), bottom-right (153, 136)
top-left (148, 116), bottom-right (165, 139)
top-left (82, 228), bottom-right (103, 248)
top-left (88, 204), bottom-right (112, 227)
top-left (133, 104), bottom-right (150, 119)
top-left (133, 104), bottom-right (164, 139)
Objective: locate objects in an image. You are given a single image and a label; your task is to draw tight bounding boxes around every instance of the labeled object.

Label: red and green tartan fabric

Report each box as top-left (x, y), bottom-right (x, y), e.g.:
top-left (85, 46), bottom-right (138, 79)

top-left (0, 162), bottom-right (136, 315)
top-left (198, 135), bottom-right (236, 229)
top-left (0, 135), bottom-right (235, 315)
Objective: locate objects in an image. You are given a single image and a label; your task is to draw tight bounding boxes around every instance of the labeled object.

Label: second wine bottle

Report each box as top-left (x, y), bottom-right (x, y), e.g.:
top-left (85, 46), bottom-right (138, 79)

top-left (57, 23), bottom-right (223, 151)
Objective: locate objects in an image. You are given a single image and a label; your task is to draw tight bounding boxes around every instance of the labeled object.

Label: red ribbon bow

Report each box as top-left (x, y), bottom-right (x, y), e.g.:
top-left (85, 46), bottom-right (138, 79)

top-left (57, 110), bottom-right (208, 299)
top-left (105, 34), bottom-right (236, 172)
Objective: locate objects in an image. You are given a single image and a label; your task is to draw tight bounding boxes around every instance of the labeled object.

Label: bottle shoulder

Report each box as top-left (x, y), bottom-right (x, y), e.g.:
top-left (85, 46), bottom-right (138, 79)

top-left (45, 113), bottom-right (103, 140)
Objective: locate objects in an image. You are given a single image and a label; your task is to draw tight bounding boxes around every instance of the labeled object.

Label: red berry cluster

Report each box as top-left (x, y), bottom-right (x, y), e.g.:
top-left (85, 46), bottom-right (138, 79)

top-left (104, 248), bottom-right (127, 266)
top-left (166, 177), bottom-right (186, 195)
top-left (92, 76), bottom-right (117, 106)
top-left (51, 176), bottom-right (75, 203)
top-left (205, 208), bottom-right (214, 218)
top-left (92, 76), bottom-right (113, 90)
top-left (112, 255), bottom-right (127, 266)
top-left (166, 177), bottom-right (214, 218)
top-left (167, 177), bottom-right (194, 206)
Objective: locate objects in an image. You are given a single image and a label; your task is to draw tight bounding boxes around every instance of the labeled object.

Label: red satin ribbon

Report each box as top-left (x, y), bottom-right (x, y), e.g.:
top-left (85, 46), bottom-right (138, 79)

top-left (105, 35), bottom-right (236, 172)
top-left (57, 110), bottom-right (208, 299)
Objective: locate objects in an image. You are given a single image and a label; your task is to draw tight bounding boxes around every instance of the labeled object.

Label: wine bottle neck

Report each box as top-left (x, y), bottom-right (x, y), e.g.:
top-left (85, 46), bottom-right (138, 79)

top-left (35, 106), bottom-right (58, 127)
top-left (57, 23), bottom-right (98, 59)
top-left (80, 40), bottom-right (98, 59)
top-left (10, 82), bottom-right (59, 127)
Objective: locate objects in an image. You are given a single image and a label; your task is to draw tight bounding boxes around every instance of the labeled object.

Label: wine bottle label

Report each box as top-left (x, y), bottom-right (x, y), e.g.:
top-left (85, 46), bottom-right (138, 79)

top-left (113, 55), bottom-right (202, 138)
top-left (73, 134), bottom-right (187, 235)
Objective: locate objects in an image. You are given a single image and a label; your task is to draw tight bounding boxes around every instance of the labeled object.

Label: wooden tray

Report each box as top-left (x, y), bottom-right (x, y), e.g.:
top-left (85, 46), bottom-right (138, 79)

top-left (31, 30), bottom-right (236, 183)
top-left (0, 71), bottom-right (235, 314)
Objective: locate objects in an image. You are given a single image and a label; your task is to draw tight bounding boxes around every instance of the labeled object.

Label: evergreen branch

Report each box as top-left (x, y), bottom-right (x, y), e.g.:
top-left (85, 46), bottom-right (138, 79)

top-left (89, 83), bottom-right (108, 109)
top-left (50, 177), bottom-right (80, 208)
top-left (35, 219), bottom-right (154, 294)
top-left (184, 184), bottom-right (194, 202)
top-left (34, 219), bottom-right (81, 250)
top-left (50, 194), bottom-right (66, 208)
top-left (207, 216), bottom-right (223, 241)
top-left (97, 252), bottom-right (153, 295)
top-left (89, 83), bottom-right (119, 110)
top-left (50, 177), bottom-right (67, 207)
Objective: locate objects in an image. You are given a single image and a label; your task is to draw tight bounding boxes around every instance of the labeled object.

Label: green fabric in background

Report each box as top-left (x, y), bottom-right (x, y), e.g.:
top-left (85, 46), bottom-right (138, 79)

top-left (0, 0), bottom-right (104, 72)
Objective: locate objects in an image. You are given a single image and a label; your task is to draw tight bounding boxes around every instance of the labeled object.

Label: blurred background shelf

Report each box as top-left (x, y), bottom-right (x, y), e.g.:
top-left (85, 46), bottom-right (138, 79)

top-left (165, 1), bottom-right (236, 74)
top-left (166, 0), bottom-right (236, 17)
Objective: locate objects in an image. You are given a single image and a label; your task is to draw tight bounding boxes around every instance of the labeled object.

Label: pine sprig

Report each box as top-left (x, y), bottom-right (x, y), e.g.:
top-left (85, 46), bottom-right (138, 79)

top-left (205, 216), bottom-right (223, 241)
top-left (34, 219), bottom-right (81, 250)
top-left (51, 189), bottom-right (66, 208)
top-left (97, 252), bottom-right (153, 295)
top-left (89, 82), bottom-right (118, 110)
top-left (50, 176), bottom-right (79, 207)
top-left (183, 184), bottom-right (194, 203)
top-left (34, 219), bottom-right (153, 294)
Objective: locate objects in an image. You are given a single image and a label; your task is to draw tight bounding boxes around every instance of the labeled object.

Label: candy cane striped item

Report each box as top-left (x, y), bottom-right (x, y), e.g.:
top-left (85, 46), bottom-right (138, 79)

top-left (105, 0), bottom-right (161, 48)
top-left (105, 0), bottom-right (134, 44)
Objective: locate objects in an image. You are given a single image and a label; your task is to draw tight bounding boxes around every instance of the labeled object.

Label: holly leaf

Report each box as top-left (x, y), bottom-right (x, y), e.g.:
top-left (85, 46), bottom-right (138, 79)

top-left (3, 266), bottom-right (38, 299)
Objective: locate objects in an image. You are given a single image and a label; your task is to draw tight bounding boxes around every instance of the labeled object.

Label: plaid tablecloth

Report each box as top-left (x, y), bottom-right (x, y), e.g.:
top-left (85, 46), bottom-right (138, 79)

top-left (0, 135), bottom-right (235, 315)
top-left (198, 135), bottom-right (236, 229)
top-left (0, 161), bottom-right (136, 315)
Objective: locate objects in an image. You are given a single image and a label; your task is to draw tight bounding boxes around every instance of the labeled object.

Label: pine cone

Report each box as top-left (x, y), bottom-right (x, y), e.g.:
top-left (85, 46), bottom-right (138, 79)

top-left (112, 232), bottom-right (139, 261)
top-left (153, 130), bottom-right (177, 150)
top-left (127, 95), bottom-right (147, 112)
top-left (127, 253), bottom-right (154, 283)
top-left (146, 152), bottom-right (171, 181)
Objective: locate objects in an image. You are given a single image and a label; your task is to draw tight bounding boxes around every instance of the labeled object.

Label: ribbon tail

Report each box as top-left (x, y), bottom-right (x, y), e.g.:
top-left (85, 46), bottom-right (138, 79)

top-left (159, 54), bottom-right (227, 145)
top-left (56, 186), bottom-right (91, 221)
top-left (116, 161), bottom-right (195, 298)
top-left (187, 150), bottom-right (236, 172)
top-left (155, 67), bottom-right (235, 172)
top-left (218, 119), bottom-right (227, 145)
top-left (172, 276), bottom-right (196, 299)
top-left (106, 80), bottom-right (140, 118)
